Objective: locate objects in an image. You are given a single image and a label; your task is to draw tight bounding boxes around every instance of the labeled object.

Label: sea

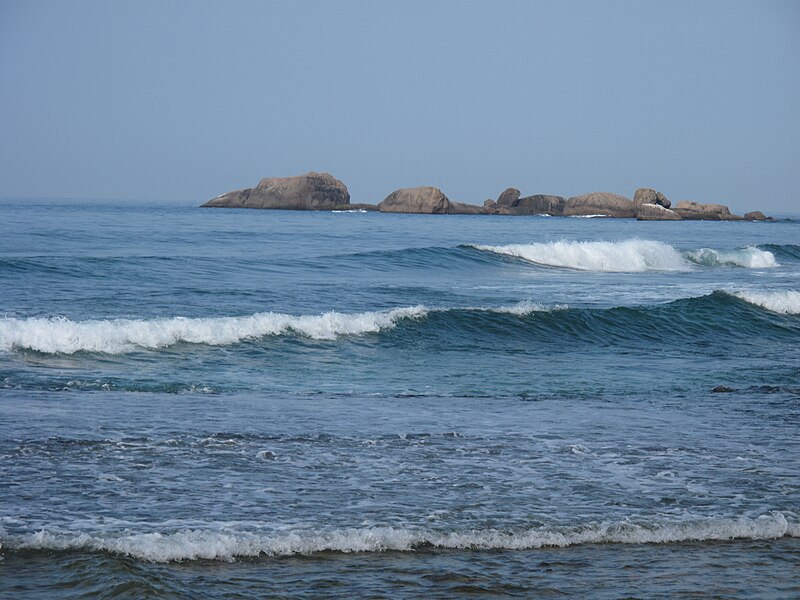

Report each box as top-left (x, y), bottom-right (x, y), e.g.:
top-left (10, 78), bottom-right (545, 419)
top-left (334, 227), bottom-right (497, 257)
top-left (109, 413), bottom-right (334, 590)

top-left (1, 199), bottom-right (798, 598)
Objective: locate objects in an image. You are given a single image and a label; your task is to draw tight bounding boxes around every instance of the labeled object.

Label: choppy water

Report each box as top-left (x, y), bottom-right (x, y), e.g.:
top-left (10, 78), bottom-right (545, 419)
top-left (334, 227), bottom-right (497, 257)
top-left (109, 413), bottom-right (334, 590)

top-left (1, 199), bottom-right (799, 598)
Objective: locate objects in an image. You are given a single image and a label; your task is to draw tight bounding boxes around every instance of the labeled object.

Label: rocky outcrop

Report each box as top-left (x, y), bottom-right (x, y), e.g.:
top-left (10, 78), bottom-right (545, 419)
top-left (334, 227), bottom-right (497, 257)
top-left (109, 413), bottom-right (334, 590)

top-left (744, 211), bottom-right (768, 221)
top-left (673, 201), bottom-right (738, 221)
top-left (514, 194), bottom-right (566, 215)
top-left (637, 203), bottom-right (682, 221)
top-left (202, 172), bottom-right (349, 210)
top-left (564, 192), bottom-right (637, 218)
top-left (496, 188), bottom-right (521, 208)
top-left (633, 188), bottom-right (671, 209)
top-left (378, 187), bottom-right (453, 214)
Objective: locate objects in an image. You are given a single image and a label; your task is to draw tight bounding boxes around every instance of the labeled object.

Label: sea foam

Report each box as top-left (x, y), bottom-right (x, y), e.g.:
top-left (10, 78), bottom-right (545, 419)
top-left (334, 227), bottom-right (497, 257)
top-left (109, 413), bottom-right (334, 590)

top-left (732, 290), bottom-right (800, 314)
top-left (474, 240), bottom-right (689, 272)
top-left (3, 513), bottom-right (795, 562)
top-left (0, 306), bottom-right (427, 354)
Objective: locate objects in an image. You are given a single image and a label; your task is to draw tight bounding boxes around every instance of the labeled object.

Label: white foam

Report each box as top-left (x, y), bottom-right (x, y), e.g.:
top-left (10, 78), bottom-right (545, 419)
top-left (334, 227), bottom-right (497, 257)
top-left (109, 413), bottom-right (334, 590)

top-left (732, 290), bottom-right (800, 314)
top-left (685, 247), bottom-right (777, 268)
top-left (474, 240), bottom-right (690, 272)
top-left (3, 513), bottom-right (794, 562)
top-left (0, 306), bottom-right (428, 354)
top-left (494, 301), bottom-right (569, 315)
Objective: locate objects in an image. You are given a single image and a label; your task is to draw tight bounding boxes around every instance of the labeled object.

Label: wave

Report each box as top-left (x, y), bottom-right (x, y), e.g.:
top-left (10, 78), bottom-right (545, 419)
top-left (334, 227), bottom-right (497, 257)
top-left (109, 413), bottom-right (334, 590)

top-left (471, 240), bottom-right (778, 272)
top-left (2, 291), bottom-right (796, 355)
top-left (0, 307), bottom-right (428, 354)
top-left (733, 290), bottom-right (800, 314)
top-left (2, 513), bottom-right (795, 562)
top-left (685, 247), bottom-right (777, 268)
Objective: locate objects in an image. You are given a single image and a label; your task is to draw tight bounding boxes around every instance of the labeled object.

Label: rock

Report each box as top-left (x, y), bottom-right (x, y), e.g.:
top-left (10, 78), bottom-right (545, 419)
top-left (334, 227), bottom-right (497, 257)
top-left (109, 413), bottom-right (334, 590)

top-left (378, 186), bottom-right (453, 214)
top-left (483, 199), bottom-right (498, 212)
top-left (496, 188), bottom-right (521, 208)
top-left (673, 201), bottom-right (735, 221)
top-left (637, 203), bottom-right (682, 221)
top-left (514, 194), bottom-right (566, 216)
top-left (564, 192), bottom-right (636, 218)
top-left (450, 202), bottom-right (484, 215)
top-left (634, 188), bottom-right (671, 209)
top-left (744, 211), bottom-right (768, 221)
top-left (712, 385), bottom-right (736, 393)
top-left (202, 172), bottom-right (350, 210)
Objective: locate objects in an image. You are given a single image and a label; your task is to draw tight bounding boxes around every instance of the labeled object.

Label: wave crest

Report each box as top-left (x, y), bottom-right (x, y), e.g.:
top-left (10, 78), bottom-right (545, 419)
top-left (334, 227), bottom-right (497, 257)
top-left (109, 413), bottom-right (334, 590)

top-left (2, 513), bottom-right (795, 562)
top-left (732, 290), bottom-right (800, 314)
top-left (473, 240), bottom-right (690, 272)
top-left (685, 247), bottom-right (777, 268)
top-left (0, 307), bottom-right (427, 354)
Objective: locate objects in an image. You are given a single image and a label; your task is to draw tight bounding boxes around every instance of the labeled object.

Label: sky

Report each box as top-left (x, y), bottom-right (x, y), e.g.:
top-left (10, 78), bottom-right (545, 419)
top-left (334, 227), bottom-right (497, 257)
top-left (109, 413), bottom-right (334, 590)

top-left (1, 0), bottom-right (798, 212)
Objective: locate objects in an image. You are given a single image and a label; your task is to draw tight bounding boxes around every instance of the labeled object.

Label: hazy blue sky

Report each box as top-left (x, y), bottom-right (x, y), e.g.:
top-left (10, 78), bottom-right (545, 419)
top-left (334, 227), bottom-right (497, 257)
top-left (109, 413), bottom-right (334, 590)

top-left (1, 0), bottom-right (798, 212)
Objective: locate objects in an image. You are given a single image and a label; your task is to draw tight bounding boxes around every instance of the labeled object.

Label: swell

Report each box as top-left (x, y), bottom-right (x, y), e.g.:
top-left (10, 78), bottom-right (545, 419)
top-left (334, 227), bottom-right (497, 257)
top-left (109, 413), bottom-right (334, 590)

top-left (1, 513), bottom-right (796, 562)
top-left (1, 291), bottom-right (797, 355)
top-left (1, 242), bottom-right (795, 278)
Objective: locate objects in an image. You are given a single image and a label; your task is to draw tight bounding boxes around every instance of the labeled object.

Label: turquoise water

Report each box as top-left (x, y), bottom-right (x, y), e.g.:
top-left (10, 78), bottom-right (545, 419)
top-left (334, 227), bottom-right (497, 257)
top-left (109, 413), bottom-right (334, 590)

top-left (1, 200), bottom-right (798, 597)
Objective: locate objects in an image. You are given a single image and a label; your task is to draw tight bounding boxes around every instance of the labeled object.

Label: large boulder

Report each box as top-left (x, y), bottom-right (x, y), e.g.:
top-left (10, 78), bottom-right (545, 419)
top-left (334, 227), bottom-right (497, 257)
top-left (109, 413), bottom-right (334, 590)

top-left (202, 172), bottom-right (350, 210)
top-left (633, 188), bottom-right (671, 209)
top-left (378, 186), bottom-right (453, 214)
top-left (514, 194), bottom-right (566, 215)
top-left (744, 211), bottom-right (768, 221)
top-left (637, 203), bottom-right (682, 221)
top-left (496, 187), bottom-right (521, 208)
top-left (673, 201), bottom-right (735, 221)
top-left (564, 192), bottom-right (637, 218)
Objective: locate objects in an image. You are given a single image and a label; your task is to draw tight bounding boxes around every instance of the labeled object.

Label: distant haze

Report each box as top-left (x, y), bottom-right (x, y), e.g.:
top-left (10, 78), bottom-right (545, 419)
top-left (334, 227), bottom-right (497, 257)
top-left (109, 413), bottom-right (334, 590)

top-left (1, 0), bottom-right (798, 213)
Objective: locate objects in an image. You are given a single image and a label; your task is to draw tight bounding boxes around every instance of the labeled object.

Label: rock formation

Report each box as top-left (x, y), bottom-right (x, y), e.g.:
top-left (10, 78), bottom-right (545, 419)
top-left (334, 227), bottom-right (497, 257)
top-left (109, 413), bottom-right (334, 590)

top-left (633, 188), bottom-right (671, 209)
top-left (673, 201), bottom-right (737, 221)
top-left (744, 211), bottom-right (768, 221)
top-left (202, 172), bottom-right (350, 210)
top-left (637, 203), bottom-right (682, 221)
top-left (378, 187), bottom-right (453, 214)
top-left (564, 192), bottom-right (637, 218)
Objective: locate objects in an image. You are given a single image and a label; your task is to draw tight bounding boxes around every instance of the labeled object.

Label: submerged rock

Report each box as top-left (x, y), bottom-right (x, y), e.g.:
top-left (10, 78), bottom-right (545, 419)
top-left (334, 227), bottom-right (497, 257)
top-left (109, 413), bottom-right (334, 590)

top-left (202, 172), bottom-right (350, 210)
top-left (712, 385), bottom-right (736, 393)
top-left (564, 192), bottom-right (636, 218)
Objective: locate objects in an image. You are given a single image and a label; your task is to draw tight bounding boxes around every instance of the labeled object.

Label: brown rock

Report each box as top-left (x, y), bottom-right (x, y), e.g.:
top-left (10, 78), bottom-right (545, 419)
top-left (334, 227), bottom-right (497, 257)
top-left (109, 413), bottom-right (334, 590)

top-left (564, 192), bottom-right (636, 218)
top-left (634, 188), bottom-right (671, 209)
top-left (483, 199), bottom-right (498, 212)
top-left (744, 211), bottom-right (768, 221)
top-left (202, 172), bottom-right (349, 210)
top-left (674, 201), bottom-right (734, 221)
top-left (513, 194), bottom-right (566, 215)
top-left (378, 186), bottom-right (453, 214)
top-left (637, 203), bottom-right (682, 221)
top-left (496, 188), bottom-right (521, 208)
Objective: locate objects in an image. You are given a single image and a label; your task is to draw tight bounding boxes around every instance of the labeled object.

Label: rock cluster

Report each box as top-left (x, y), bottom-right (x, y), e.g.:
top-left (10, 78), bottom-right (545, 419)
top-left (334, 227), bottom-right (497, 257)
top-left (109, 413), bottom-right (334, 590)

top-left (202, 173), bottom-right (770, 220)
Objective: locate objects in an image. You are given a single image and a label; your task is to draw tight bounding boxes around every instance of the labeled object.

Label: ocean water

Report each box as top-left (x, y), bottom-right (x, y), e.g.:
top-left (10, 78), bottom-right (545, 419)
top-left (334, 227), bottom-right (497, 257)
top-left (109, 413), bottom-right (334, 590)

top-left (1, 199), bottom-right (798, 598)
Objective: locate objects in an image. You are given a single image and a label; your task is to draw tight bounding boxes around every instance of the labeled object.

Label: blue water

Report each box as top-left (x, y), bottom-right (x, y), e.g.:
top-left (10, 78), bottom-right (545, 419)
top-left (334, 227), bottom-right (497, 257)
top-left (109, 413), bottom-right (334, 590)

top-left (1, 199), bottom-right (798, 598)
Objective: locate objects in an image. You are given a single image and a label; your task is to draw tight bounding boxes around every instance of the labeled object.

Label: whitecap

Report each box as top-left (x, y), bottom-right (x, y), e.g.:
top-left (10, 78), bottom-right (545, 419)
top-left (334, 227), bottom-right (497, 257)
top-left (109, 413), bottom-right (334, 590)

top-left (473, 240), bottom-right (690, 272)
top-left (685, 247), bottom-right (777, 268)
top-left (732, 290), bottom-right (800, 314)
top-left (0, 306), bottom-right (428, 354)
top-left (3, 513), bottom-right (794, 562)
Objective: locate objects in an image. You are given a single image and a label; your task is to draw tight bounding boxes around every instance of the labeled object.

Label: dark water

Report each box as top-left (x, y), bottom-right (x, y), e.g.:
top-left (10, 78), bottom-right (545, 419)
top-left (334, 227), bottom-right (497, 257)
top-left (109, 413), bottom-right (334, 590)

top-left (1, 200), bottom-right (798, 598)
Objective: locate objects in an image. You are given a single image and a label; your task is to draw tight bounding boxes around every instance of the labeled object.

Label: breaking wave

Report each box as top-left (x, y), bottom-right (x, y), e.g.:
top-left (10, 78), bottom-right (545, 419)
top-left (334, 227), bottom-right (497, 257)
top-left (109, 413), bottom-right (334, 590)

top-left (0, 307), bottom-right (428, 354)
top-left (471, 240), bottom-right (778, 272)
top-left (2, 290), bottom-right (797, 356)
top-left (733, 290), bottom-right (800, 314)
top-left (2, 513), bottom-right (795, 563)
